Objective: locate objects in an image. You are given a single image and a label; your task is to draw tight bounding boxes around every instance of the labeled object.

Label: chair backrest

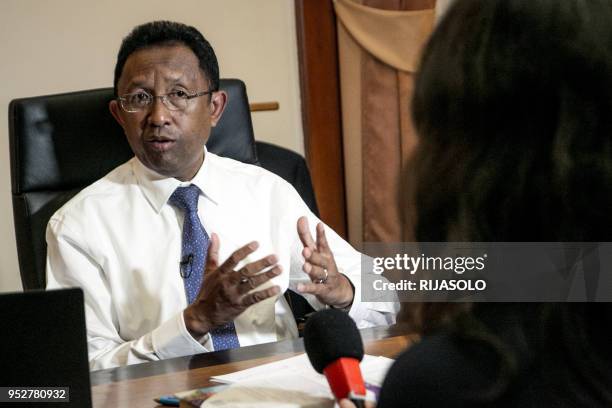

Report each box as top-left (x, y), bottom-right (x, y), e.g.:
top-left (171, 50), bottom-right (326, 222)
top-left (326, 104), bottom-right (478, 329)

top-left (9, 79), bottom-right (258, 290)
top-left (255, 141), bottom-right (319, 216)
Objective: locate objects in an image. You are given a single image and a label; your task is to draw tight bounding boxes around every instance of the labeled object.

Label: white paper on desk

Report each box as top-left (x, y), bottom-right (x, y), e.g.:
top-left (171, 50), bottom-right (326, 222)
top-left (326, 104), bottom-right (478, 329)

top-left (210, 353), bottom-right (394, 391)
top-left (361, 356), bottom-right (395, 387)
top-left (202, 373), bottom-right (334, 408)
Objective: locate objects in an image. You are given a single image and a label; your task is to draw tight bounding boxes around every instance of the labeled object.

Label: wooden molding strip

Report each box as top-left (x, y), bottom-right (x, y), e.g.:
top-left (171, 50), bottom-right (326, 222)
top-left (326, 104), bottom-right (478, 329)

top-left (249, 102), bottom-right (280, 112)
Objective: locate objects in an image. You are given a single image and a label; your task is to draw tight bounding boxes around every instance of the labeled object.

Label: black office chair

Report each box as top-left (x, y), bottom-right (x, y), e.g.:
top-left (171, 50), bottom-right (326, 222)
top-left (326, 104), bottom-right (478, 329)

top-left (9, 79), bottom-right (317, 324)
top-left (256, 141), bottom-right (319, 216)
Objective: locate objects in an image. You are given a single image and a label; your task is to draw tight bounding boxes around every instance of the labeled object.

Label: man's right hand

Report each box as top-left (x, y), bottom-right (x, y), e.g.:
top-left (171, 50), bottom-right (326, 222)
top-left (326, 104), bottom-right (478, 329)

top-left (183, 233), bottom-right (281, 338)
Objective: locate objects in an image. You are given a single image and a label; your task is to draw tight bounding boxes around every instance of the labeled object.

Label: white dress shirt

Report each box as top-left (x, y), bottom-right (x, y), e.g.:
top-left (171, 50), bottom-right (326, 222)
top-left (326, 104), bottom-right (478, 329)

top-left (46, 150), bottom-right (398, 370)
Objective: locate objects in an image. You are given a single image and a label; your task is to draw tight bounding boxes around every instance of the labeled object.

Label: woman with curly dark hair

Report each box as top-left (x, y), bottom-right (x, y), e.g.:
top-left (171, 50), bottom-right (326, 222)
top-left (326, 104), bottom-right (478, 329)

top-left (343, 0), bottom-right (612, 406)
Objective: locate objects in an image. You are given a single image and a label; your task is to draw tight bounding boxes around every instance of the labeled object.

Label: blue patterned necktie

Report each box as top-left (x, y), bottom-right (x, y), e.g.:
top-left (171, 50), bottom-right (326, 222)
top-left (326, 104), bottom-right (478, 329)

top-left (169, 185), bottom-right (240, 351)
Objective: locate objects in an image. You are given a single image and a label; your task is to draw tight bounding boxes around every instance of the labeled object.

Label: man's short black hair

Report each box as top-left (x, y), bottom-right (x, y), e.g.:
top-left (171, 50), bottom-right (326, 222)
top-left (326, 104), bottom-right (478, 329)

top-left (113, 20), bottom-right (219, 96)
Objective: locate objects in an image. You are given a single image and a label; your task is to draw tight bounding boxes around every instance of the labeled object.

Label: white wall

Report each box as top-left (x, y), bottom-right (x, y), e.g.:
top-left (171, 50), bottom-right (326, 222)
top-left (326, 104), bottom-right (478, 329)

top-left (0, 0), bottom-right (304, 292)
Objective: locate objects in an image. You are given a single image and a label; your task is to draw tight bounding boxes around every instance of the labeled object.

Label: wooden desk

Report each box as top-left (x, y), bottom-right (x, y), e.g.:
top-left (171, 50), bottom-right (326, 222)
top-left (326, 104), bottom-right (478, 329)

top-left (90, 324), bottom-right (415, 407)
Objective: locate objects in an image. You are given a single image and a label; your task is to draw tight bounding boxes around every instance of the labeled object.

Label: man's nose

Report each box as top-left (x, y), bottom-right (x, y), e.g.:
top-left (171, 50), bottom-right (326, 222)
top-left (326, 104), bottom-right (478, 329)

top-left (147, 97), bottom-right (171, 127)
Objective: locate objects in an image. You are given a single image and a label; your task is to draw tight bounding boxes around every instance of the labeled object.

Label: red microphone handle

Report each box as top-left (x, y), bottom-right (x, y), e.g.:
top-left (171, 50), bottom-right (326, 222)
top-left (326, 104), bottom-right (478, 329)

top-left (323, 357), bottom-right (366, 400)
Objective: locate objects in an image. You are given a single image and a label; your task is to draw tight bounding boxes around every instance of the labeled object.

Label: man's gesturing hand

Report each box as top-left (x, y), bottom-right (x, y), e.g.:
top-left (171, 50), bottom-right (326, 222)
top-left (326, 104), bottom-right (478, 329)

top-left (184, 233), bottom-right (281, 338)
top-left (296, 216), bottom-right (354, 309)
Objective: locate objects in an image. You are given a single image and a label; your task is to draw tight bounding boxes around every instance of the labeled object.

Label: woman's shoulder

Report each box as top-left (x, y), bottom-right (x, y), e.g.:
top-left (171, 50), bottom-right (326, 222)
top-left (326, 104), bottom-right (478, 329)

top-left (377, 333), bottom-right (501, 408)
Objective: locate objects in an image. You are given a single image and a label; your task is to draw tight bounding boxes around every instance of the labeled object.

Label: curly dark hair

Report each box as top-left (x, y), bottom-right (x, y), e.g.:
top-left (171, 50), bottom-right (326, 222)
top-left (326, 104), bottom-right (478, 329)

top-left (407, 0), bottom-right (612, 405)
top-left (113, 20), bottom-right (219, 96)
top-left (413, 0), bottom-right (612, 244)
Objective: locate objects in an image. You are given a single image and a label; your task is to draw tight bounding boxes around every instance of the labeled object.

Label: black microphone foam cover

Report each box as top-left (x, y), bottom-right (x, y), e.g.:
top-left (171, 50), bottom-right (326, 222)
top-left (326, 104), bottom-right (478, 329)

top-left (303, 308), bottom-right (364, 373)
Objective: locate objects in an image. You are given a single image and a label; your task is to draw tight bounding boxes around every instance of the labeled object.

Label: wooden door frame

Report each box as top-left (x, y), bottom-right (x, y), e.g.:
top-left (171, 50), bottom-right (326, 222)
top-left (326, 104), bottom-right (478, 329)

top-left (295, 0), bottom-right (347, 238)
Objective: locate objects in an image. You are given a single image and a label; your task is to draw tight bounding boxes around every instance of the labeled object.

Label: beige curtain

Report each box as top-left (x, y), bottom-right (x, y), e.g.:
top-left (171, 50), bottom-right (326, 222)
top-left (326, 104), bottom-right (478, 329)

top-left (335, 0), bottom-right (436, 246)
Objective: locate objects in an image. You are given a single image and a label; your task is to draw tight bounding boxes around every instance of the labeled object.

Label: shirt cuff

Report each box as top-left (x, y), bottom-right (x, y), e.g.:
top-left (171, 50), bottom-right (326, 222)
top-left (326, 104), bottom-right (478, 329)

top-left (330, 273), bottom-right (355, 312)
top-left (152, 312), bottom-right (212, 360)
top-left (344, 269), bottom-right (399, 328)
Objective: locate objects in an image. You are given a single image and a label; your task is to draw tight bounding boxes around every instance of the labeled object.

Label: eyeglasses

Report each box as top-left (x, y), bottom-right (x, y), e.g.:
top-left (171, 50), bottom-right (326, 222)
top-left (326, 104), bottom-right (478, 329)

top-left (117, 89), bottom-right (215, 112)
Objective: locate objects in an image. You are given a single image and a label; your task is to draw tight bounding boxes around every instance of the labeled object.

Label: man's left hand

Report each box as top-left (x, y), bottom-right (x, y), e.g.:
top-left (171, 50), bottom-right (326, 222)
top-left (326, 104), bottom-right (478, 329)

top-left (296, 216), bottom-right (354, 309)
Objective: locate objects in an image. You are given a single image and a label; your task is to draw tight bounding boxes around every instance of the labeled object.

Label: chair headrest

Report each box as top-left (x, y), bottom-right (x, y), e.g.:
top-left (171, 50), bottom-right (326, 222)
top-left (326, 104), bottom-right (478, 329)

top-left (9, 78), bottom-right (258, 194)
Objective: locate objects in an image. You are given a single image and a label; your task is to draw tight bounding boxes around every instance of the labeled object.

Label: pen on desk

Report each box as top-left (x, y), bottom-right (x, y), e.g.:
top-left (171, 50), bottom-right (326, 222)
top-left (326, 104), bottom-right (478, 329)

top-left (154, 395), bottom-right (180, 406)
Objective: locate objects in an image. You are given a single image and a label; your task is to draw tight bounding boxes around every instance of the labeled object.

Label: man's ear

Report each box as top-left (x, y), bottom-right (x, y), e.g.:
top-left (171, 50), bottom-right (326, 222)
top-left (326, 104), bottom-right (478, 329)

top-left (109, 100), bottom-right (126, 128)
top-left (209, 90), bottom-right (228, 127)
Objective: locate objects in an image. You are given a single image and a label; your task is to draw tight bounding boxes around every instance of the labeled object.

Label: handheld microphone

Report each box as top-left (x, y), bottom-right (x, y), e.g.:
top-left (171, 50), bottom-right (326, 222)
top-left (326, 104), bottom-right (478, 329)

top-left (304, 309), bottom-right (366, 408)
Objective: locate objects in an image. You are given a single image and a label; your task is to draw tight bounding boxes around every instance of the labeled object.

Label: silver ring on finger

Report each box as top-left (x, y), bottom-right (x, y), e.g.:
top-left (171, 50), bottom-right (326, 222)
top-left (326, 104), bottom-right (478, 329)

top-left (238, 269), bottom-right (251, 285)
top-left (315, 267), bottom-right (328, 284)
top-left (241, 276), bottom-right (256, 289)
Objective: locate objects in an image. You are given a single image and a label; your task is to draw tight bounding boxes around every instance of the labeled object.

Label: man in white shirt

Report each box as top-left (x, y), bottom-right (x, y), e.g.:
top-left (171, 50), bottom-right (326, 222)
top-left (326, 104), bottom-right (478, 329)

top-left (46, 21), bottom-right (397, 370)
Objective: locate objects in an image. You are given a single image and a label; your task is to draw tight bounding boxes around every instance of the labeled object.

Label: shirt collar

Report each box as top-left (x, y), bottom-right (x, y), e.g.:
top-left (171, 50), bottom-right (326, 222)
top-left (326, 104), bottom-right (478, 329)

top-left (132, 146), bottom-right (220, 213)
